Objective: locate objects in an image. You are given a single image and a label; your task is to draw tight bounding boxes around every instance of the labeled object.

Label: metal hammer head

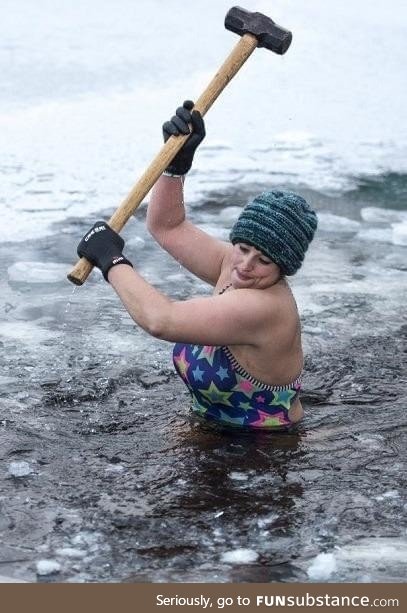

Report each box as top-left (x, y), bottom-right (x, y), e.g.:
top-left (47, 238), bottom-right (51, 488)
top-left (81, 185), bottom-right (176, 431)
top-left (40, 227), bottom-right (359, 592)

top-left (225, 6), bottom-right (292, 55)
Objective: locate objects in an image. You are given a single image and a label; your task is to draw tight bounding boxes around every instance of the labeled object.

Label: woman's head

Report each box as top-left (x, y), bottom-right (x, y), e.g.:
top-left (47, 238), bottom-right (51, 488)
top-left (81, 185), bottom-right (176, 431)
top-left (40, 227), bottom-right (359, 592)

top-left (230, 191), bottom-right (318, 276)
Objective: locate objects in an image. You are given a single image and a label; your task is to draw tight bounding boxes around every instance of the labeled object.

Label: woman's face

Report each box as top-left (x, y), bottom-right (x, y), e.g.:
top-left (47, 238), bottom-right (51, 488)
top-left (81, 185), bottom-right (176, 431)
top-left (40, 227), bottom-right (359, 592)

top-left (230, 243), bottom-right (281, 289)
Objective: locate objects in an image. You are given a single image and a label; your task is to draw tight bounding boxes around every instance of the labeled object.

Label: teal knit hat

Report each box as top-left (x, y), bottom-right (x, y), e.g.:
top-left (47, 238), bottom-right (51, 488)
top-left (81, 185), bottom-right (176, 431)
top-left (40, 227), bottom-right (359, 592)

top-left (230, 191), bottom-right (318, 275)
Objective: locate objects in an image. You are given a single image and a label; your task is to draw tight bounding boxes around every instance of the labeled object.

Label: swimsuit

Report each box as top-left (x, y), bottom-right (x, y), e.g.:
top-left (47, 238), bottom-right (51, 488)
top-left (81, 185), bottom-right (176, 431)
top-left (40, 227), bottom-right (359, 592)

top-left (172, 344), bottom-right (302, 430)
top-left (172, 284), bottom-right (302, 430)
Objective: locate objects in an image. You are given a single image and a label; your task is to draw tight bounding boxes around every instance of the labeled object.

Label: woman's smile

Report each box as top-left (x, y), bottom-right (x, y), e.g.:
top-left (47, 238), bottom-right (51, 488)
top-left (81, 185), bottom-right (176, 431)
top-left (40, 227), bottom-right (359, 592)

top-left (236, 269), bottom-right (252, 280)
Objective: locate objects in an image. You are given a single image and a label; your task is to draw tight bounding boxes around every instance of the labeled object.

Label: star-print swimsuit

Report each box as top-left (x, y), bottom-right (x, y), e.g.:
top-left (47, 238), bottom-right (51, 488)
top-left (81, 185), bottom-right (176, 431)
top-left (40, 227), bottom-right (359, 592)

top-left (173, 343), bottom-right (302, 430)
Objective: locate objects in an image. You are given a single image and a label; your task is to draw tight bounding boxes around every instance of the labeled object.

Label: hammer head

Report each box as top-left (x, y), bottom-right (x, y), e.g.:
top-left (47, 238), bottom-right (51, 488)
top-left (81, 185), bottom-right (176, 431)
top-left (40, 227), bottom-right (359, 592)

top-left (225, 6), bottom-right (292, 55)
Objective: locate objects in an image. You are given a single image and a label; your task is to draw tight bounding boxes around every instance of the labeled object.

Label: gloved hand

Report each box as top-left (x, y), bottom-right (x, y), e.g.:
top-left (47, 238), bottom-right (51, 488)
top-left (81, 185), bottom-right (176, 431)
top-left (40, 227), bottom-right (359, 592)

top-left (77, 221), bottom-right (133, 281)
top-left (163, 100), bottom-right (205, 176)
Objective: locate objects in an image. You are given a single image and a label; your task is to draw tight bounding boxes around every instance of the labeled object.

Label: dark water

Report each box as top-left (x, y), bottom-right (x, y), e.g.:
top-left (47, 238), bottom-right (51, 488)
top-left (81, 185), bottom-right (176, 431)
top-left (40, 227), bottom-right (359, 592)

top-left (1, 177), bottom-right (407, 583)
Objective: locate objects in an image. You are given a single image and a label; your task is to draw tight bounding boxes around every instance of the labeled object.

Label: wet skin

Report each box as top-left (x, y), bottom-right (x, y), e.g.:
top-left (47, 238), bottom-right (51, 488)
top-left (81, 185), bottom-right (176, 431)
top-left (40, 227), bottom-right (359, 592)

top-left (225, 243), bottom-right (304, 423)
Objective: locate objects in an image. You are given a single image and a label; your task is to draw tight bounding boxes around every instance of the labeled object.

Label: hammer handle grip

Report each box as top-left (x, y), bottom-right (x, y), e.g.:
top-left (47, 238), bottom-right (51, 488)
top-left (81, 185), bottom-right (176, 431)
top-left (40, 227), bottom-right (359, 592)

top-left (67, 34), bottom-right (258, 286)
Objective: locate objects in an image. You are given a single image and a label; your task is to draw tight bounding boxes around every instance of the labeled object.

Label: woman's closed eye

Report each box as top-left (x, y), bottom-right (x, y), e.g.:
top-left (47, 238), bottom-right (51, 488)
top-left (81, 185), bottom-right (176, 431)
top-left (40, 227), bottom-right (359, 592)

top-left (238, 244), bottom-right (271, 265)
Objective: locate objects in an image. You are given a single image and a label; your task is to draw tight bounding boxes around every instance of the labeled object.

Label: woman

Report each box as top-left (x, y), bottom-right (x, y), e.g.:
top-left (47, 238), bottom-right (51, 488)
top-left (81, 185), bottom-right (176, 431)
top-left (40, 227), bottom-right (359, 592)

top-left (77, 101), bottom-right (318, 431)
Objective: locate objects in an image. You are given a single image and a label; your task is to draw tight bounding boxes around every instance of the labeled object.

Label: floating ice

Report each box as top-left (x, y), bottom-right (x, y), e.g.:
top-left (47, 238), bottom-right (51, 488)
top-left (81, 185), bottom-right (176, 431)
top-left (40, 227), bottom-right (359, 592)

top-left (0, 321), bottom-right (56, 345)
top-left (356, 228), bottom-right (393, 244)
top-left (257, 513), bottom-right (279, 528)
top-left (126, 236), bottom-right (146, 249)
top-left (307, 552), bottom-right (337, 580)
top-left (383, 252), bottom-right (407, 270)
top-left (354, 434), bottom-right (383, 449)
top-left (8, 461), bottom-right (32, 477)
top-left (375, 490), bottom-right (400, 501)
top-left (221, 548), bottom-right (259, 564)
top-left (273, 130), bottom-right (318, 148)
top-left (201, 140), bottom-right (231, 152)
top-left (0, 575), bottom-right (28, 583)
top-left (337, 538), bottom-right (407, 563)
top-left (392, 221), bottom-right (407, 246)
top-left (382, 490), bottom-right (400, 498)
top-left (361, 207), bottom-right (407, 224)
top-left (36, 560), bottom-right (61, 576)
top-left (0, 376), bottom-right (17, 387)
top-left (315, 212), bottom-right (361, 233)
top-left (229, 471), bottom-right (249, 481)
top-left (55, 547), bottom-right (86, 559)
top-left (13, 191), bottom-right (67, 212)
top-left (71, 531), bottom-right (102, 552)
top-left (196, 224), bottom-right (229, 240)
top-left (218, 206), bottom-right (243, 223)
top-left (166, 273), bottom-right (188, 283)
top-left (8, 261), bottom-right (69, 283)
top-left (358, 208), bottom-right (407, 246)
top-left (105, 464), bottom-right (125, 474)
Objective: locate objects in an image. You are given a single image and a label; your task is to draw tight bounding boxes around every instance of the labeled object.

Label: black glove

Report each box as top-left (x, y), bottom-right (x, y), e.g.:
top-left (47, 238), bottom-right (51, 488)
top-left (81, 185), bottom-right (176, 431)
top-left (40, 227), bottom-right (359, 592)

top-left (77, 221), bottom-right (133, 282)
top-left (163, 100), bottom-right (205, 176)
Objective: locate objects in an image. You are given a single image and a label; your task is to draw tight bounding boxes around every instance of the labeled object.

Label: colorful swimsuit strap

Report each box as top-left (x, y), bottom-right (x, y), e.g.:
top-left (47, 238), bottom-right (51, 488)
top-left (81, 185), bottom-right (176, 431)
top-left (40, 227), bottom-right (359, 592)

top-left (221, 345), bottom-right (302, 391)
top-left (218, 284), bottom-right (232, 295)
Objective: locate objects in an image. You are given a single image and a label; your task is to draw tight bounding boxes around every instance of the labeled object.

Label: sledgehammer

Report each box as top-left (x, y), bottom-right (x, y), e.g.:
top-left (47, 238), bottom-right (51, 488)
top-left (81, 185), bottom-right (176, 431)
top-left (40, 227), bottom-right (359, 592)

top-left (67, 6), bottom-right (292, 285)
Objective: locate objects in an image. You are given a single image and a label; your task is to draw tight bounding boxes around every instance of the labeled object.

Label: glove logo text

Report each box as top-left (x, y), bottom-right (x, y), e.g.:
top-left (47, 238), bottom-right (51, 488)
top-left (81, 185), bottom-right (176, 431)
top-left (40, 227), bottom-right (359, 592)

top-left (84, 225), bottom-right (106, 242)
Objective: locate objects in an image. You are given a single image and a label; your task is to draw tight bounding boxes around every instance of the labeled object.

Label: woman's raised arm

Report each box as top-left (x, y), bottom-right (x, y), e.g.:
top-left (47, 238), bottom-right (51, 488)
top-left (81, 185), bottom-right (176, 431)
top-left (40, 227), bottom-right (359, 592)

top-left (147, 102), bottom-right (229, 286)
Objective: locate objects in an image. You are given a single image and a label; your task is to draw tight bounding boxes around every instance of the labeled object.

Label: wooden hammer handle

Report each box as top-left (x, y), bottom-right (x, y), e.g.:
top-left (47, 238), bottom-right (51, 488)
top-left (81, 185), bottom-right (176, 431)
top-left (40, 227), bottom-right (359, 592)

top-left (67, 34), bottom-right (258, 285)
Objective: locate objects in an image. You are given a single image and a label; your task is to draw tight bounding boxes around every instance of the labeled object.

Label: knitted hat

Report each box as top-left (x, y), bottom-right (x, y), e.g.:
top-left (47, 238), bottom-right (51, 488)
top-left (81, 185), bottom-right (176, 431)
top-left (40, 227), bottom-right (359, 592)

top-left (230, 190), bottom-right (318, 275)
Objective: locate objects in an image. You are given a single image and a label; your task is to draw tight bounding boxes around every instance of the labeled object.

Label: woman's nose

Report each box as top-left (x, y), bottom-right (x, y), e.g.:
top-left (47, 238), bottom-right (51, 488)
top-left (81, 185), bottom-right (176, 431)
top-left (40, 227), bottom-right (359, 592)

top-left (241, 255), bottom-right (255, 270)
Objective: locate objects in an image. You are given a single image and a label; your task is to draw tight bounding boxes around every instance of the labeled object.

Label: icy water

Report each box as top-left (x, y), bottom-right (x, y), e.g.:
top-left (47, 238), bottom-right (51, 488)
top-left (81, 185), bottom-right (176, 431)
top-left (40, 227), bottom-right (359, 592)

top-left (1, 0), bottom-right (407, 583)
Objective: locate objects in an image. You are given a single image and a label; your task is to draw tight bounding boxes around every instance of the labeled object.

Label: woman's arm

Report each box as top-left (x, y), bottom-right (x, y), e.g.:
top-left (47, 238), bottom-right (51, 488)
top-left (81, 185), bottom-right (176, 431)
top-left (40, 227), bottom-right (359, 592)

top-left (147, 175), bottom-right (229, 286)
top-left (147, 100), bottom-right (203, 238)
top-left (147, 174), bottom-right (186, 236)
top-left (76, 223), bottom-right (271, 346)
top-left (108, 264), bottom-right (270, 347)
top-left (146, 100), bottom-right (229, 286)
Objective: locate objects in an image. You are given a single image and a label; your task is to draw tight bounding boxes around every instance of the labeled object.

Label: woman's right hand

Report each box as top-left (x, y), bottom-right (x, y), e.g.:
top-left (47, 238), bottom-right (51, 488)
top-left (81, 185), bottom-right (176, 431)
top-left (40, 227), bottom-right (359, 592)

top-left (163, 100), bottom-right (205, 176)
